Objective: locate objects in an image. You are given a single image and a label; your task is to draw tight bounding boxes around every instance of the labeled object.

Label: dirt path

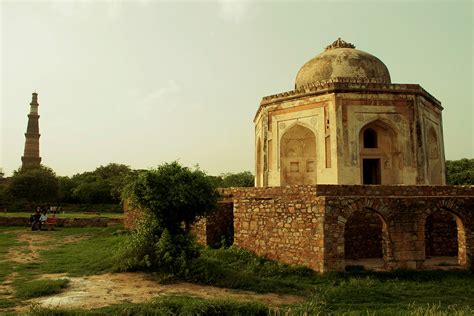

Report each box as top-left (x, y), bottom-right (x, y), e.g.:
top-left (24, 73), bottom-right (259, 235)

top-left (17, 272), bottom-right (304, 311)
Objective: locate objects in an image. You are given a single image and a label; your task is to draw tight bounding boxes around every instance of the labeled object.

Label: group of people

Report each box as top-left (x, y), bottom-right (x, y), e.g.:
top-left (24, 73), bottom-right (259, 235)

top-left (30, 206), bottom-right (56, 231)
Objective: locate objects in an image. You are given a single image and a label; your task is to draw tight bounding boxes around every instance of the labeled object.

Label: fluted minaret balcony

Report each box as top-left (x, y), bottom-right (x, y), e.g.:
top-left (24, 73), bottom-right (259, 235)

top-left (21, 92), bottom-right (41, 169)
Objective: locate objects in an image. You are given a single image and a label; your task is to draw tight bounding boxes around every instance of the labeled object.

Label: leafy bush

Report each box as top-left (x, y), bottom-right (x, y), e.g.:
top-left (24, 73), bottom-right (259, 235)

top-left (116, 214), bottom-right (200, 276)
top-left (123, 162), bottom-right (218, 234)
top-left (117, 162), bottom-right (218, 276)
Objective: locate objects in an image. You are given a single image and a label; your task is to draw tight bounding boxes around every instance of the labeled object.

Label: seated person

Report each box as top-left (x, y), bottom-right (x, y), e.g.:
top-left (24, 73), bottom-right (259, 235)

top-left (31, 209), bottom-right (41, 231)
top-left (39, 210), bottom-right (48, 230)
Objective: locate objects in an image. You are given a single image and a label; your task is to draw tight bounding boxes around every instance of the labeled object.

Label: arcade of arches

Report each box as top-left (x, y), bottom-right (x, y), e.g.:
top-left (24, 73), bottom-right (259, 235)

top-left (181, 185), bottom-right (474, 273)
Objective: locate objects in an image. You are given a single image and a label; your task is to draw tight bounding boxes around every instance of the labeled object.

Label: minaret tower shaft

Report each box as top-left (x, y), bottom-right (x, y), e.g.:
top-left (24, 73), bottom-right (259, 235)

top-left (21, 92), bottom-right (41, 169)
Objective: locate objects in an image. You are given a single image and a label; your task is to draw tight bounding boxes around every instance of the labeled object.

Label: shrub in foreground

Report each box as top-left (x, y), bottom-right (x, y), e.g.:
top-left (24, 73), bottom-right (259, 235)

top-left (117, 162), bottom-right (218, 276)
top-left (115, 214), bottom-right (199, 276)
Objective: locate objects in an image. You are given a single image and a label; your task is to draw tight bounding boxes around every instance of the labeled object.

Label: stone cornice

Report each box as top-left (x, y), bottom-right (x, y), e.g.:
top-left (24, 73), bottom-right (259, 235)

top-left (254, 79), bottom-right (442, 122)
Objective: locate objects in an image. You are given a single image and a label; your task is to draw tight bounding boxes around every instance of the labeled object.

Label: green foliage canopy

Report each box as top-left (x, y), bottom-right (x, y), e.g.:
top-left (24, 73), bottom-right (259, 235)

top-left (58, 163), bottom-right (132, 204)
top-left (123, 161), bottom-right (219, 233)
top-left (446, 159), bottom-right (474, 185)
top-left (9, 165), bottom-right (59, 203)
top-left (209, 171), bottom-right (254, 188)
top-left (117, 162), bottom-right (218, 275)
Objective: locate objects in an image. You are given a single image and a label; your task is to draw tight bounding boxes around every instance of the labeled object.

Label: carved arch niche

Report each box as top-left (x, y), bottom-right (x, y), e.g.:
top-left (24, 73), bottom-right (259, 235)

top-left (427, 127), bottom-right (442, 184)
top-left (359, 120), bottom-right (400, 184)
top-left (280, 124), bottom-right (316, 185)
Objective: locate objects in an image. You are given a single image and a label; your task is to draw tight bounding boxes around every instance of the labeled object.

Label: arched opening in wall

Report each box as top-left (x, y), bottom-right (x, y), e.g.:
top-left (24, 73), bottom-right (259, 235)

top-left (427, 127), bottom-right (442, 184)
top-left (344, 209), bottom-right (388, 271)
top-left (256, 139), bottom-right (262, 187)
top-left (424, 209), bottom-right (467, 268)
top-left (280, 124), bottom-right (316, 186)
top-left (205, 202), bottom-right (234, 249)
top-left (363, 128), bottom-right (378, 148)
top-left (359, 120), bottom-right (399, 185)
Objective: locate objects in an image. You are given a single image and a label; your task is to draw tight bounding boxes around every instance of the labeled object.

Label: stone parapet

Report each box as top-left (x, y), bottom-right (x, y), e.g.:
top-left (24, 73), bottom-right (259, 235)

top-left (219, 185), bottom-right (474, 198)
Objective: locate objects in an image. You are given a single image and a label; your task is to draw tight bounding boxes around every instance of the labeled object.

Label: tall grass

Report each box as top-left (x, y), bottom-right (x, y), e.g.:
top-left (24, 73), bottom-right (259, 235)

top-left (27, 296), bottom-right (269, 316)
top-left (15, 279), bottom-right (70, 299)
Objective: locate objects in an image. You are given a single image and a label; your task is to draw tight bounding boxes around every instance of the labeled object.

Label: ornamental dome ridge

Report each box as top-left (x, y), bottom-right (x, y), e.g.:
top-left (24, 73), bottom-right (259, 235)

top-left (295, 38), bottom-right (391, 89)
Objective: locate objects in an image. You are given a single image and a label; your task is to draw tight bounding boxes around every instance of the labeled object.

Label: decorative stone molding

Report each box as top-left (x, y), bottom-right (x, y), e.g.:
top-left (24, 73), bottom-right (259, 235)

top-left (259, 79), bottom-right (441, 108)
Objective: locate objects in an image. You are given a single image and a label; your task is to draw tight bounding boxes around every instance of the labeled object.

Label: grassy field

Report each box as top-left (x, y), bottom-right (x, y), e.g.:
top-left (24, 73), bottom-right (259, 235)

top-left (0, 226), bottom-right (473, 315)
top-left (0, 212), bottom-right (123, 219)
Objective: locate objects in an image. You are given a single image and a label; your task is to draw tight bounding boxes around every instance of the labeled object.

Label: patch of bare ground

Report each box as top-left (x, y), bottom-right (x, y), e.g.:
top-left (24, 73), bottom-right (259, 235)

top-left (22, 272), bottom-right (304, 311)
top-left (7, 232), bottom-right (90, 264)
top-left (0, 272), bottom-right (18, 301)
top-left (8, 232), bottom-right (53, 263)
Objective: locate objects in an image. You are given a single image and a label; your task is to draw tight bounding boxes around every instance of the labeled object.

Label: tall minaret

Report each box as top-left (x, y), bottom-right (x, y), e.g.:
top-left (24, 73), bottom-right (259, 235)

top-left (21, 92), bottom-right (41, 169)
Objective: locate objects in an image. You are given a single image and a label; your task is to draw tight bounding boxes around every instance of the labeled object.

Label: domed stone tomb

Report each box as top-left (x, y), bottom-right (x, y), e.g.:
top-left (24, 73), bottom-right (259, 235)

top-left (295, 38), bottom-right (391, 89)
top-left (254, 38), bottom-right (445, 186)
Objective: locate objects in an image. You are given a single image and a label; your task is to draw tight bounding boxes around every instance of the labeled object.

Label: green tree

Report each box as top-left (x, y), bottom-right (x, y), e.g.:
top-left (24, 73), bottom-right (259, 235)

top-left (57, 176), bottom-right (76, 203)
top-left (0, 183), bottom-right (13, 211)
top-left (220, 171), bottom-right (254, 187)
top-left (9, 165), bottom-right (59, 204)
top-left (118, 161), bottom-right (218, 274)
top-left (94, 163), bottom-right (132, 200)
top-left (208, 171), bottom-right (255, 188)
top-left (124, 161), bottom-right (218, 233)
top-left (446, 158), bottom-right (474, 185)
top-left (72, 178), bottom-right (113, 204)
top-left (60, 163), bottom-right (133, 204)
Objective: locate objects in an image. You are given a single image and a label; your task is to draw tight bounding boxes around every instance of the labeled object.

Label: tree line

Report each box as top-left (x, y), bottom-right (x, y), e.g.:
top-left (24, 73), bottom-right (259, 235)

top-left (0, 158), bottom-right (472, 212)
top-left (0, 163), bottom-right (254, 212)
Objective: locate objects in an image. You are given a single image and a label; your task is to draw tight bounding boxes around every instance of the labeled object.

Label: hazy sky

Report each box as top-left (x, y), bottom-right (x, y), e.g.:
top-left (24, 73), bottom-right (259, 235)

top-left (1, 0), bottom-right (472, 177)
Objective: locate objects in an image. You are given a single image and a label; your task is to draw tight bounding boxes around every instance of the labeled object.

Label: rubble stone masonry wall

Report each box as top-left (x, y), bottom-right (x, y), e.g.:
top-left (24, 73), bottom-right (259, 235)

top-left (125, 185), bottom-right (474, 273)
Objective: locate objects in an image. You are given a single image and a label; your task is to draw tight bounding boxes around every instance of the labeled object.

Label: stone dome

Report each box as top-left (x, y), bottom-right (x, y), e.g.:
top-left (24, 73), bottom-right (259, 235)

top-left (295, 38), bottom-right (391, 89)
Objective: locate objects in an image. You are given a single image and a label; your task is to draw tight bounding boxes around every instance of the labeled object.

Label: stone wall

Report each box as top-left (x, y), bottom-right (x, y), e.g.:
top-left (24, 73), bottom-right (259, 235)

top-left (234, 193), bottom-right (325, 272)
top-left (344, 210), bottom-right (383, 259)
top-left (229, 185), bottom-right (473, 272)
top-left (124, 185), bottom-right (474, 273)
top-left (0, 216), bottom-right (122, 228)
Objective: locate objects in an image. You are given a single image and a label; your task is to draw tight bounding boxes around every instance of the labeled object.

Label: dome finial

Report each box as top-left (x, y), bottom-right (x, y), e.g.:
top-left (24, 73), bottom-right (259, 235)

top-left (325, 38), bottom-right (355, 51)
